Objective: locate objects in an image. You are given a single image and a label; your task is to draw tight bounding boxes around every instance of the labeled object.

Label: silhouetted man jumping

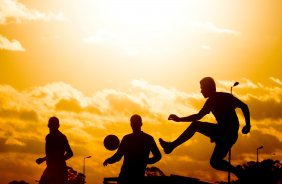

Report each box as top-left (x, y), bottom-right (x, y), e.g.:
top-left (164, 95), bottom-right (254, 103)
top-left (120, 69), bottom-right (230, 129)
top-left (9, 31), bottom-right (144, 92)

top-left (159, 77), bottom-right (251, 178)
top-left (36, 116), bottom-right (73, 184)
top-left (103, 114), bottom-right (162, 184)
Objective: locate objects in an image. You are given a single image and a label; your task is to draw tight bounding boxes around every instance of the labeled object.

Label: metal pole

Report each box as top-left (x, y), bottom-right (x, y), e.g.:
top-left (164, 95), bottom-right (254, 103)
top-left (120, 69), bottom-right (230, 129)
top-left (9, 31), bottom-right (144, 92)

top-left (257, 148), bottom-right (258, 163)
top-left (228, 82), bottom-right (239, 184)
top-left (83, 156), bottom-right (91, 184)
top-left (257, 146), bottom-right (263, 163)
top-left (228, 150), bottom-right (231, 184)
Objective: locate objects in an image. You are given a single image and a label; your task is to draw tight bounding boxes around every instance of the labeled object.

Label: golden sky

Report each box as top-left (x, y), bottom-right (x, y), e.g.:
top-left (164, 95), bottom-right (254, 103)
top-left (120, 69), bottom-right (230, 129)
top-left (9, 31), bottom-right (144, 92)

top-left (0, 0), bottom-right (282, 183)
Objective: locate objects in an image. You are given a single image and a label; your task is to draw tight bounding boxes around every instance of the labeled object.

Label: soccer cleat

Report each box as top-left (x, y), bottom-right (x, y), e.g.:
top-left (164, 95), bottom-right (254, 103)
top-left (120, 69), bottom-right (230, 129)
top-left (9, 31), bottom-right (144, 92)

top-left (159, 138), bottom-right (174, 154)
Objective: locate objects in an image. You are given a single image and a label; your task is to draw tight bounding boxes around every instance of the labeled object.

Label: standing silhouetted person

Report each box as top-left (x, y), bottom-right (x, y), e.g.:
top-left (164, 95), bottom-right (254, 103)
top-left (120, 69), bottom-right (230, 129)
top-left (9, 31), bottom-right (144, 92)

top-left (36, 116), bottom-right (73, 184)
top-left (103, 114), bottom-right (162, 184)
top-left (159, 77), bottom-right (251, 179)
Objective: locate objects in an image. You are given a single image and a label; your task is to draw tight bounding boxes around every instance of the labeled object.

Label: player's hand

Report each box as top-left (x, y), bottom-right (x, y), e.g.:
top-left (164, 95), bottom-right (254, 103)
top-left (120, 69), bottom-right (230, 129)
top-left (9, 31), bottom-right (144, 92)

top-left (168, 114), bottom-right (180, 122)
top-left (36, 158), bottom-right (45, 165)
top-left (103, 159), bottom-right (109, 167)
top-left (242, 125), bottom-right (251, 134)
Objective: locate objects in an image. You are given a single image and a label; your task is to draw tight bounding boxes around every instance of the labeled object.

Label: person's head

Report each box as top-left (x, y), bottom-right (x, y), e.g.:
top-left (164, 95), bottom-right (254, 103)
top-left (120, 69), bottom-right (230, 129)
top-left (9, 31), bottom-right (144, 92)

top-left (48, 116), bottom-right (60, 132)
top-left (200, 77), bottom-right (216, 98)
top-left (130, 114), bottom-right (142, 132)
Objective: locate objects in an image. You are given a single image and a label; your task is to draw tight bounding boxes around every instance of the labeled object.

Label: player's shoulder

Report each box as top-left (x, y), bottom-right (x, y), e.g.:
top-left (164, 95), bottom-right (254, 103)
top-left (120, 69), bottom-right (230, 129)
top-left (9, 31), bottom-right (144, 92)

top-left (123, 133), bottom-right (133, 140)
top-left (141, 132), bottom-right (154, 140)
top-left (216, 91), bottom-right (230, 95)
top-left (57, 131), bottom-right (67, 141)
top-left (215, 92), bottom-right (234, 99)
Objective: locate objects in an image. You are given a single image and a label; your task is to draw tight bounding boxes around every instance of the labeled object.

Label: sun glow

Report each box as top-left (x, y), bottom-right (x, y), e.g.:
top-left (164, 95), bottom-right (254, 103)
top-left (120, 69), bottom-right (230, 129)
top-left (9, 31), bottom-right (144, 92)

top-left (83, 0), bottom-right (196, 57)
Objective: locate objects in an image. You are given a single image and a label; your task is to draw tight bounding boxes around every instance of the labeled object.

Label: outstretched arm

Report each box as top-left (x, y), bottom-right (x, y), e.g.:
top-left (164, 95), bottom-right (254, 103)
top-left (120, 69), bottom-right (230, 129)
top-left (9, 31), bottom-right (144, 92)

top-left (36, 157), bottom-right (46, 165)
top-left (103, 138), bottom-right (125, 166)
top-left (168, 112), bottom-right (205, 122)
top-left (103, 152), bottom-right (123, 166)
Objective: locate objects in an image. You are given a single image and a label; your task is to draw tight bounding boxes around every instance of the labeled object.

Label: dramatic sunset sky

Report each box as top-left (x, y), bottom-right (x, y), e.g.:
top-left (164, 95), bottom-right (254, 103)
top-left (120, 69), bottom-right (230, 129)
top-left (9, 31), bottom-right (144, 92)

top-left (0, 0), bottom-right (281, 183)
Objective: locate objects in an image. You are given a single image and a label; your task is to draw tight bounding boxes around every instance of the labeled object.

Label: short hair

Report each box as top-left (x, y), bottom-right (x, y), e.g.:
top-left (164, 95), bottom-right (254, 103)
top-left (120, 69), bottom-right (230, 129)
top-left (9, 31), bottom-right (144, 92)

top-left (48, 116), bottom-right (60, 129)
top-left (130, 114), bottom-right (142, 129)
top-left (200, 77), bottom-right (216, 92)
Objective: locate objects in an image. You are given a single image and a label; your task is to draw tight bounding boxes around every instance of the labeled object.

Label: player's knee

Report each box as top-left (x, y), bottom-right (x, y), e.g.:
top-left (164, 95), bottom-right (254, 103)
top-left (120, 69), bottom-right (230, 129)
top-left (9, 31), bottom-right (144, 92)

top-left (210, 158), bottom-right (220, 169)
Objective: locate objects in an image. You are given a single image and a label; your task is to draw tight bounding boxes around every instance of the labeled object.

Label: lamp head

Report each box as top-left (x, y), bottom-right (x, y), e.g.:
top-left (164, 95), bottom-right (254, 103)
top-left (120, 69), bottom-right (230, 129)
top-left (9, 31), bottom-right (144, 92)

top-left (233, 82), bottom-right (239, 87)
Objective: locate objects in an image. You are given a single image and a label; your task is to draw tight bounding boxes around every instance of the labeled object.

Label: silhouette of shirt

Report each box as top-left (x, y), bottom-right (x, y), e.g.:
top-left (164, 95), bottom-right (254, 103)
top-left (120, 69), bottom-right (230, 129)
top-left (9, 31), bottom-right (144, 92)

top-left (199, 92), bottom-right (243, 142)
top-left (200, 92), bottom-right (241, 129)
top-left (45, 130), bottom-right (72, 167)
top-left (107, 131), bottom-right (161, 183)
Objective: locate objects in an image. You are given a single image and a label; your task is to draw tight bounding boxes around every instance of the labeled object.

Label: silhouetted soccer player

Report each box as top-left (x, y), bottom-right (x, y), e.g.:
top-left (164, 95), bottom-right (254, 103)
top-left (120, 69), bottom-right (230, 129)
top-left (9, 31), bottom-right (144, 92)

top-left (159, 77), bottom-right (251, 179)
top-left (36, 116), bottom-right (73, 184)
top-left (103, 114), bottom-right (162, 184)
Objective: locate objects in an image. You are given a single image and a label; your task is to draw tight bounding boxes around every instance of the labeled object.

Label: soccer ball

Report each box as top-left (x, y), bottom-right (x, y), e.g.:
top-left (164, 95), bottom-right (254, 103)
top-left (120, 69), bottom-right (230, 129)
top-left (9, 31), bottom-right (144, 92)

top-left (104, 134), bottom-right (120, 151)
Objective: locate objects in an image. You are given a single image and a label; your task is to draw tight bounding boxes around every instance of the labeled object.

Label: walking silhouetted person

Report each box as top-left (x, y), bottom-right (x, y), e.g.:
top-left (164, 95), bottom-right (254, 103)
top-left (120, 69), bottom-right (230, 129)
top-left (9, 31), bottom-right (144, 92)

top-left (103, 114), bottom-right (162, 184)
top-left (159, 77), bottom-right (251, 179)
top-left (36, 116), bottom-right (73, 184)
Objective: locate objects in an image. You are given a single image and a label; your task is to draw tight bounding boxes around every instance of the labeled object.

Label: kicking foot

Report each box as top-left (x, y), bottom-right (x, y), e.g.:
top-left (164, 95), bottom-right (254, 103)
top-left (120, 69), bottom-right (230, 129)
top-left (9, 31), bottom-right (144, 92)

top-left (159, 138), bottom-right (174, 154)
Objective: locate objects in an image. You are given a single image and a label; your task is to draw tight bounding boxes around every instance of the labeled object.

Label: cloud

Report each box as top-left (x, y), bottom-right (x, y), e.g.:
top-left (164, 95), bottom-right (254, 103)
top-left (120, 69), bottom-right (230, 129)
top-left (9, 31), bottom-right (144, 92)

top-left (247, 95), bottom-right (282, 120)
top-left (232, 130), bottom-right (282, 160)
top-left (56, 98), bottom-right (84, 113)
top-left (217, 78), bottom-right (259, 90)
top-left (0, 0), bottom-right (66, 52)
top-left (0, 35), bottom-right (25, 51)
top-left (270, 77), bottom-right (282, 86)
top-left (0, 0), bottom-right (66, 24)
top-left (191, 21), bottom-right (240, 36)
top-left (217, 78), bottom-right (282, 120)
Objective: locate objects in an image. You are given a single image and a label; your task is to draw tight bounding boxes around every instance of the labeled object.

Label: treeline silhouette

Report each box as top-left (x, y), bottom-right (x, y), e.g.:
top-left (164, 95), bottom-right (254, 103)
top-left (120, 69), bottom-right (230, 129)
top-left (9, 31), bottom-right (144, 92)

top-left (216, 159), bottom-right (282, 184)
top-left (8, 159), bottom-right (282, 184)
top-left (67, 166), bottom-right (85, 184)
top-left (8, 181), bottom-right (29, 184)
top-left (9, 166), bottom-right (85, 184)
top-left (145, 166), bottom-right (165, 177)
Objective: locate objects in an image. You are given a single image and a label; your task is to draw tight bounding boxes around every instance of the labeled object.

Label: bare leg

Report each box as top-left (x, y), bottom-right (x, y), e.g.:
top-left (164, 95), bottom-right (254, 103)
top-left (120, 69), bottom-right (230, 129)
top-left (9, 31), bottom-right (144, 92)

top-left (159, 121), bottom-right (216, 154)
top-left (210, 138), bottom-right (241, 178)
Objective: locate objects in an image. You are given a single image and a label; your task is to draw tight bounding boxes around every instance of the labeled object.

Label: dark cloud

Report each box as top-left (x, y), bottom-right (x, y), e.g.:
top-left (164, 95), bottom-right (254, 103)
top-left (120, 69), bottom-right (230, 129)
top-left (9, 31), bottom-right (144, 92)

top-left (246, 95), bottom-right (282, 120)
top-left (56, 98), bottom-right (83, 112)
top-left (106, 94), bottom-right (149, 115)
top-left (55, 98), bottom-right (101, 114)
top-left (0, 108), bottom-right (38, 121)
top-left (0, 137), bottom-right (44, 154)
top-left (0, 154), bottom-right (39, 184)
top-left (19, 110), bottom-right (39, 121)
top-left (232, 130), bottom-right (282, 159)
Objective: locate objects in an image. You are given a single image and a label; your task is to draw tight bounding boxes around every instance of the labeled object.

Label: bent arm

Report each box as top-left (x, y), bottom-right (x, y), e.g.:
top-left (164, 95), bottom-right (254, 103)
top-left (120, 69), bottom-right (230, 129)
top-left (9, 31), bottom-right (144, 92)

top-left (64, 137), bottom-right (74, 161)
top-left (147, 139), bottom-right (161, 164)
top-left (104, 138), bottom-right (125, 166)
top-left (105, 152), bottom-right (123, 164)
top-left (240, 102), bottom-right (250, 127)
top-left (64, 146), bottom-right (73, 161)
top-left (236, 100), bottom-right (251, 134)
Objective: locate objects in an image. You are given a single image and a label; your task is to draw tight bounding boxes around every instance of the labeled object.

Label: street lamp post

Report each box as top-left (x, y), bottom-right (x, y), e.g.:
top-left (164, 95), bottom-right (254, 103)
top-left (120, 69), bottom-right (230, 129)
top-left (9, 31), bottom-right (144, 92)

top-left (83, 156), bottom-right (92, 183)
top-left (228, 82), bottom-right (239, 184)
top-left (257, 146), bottom-right (263, 163)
